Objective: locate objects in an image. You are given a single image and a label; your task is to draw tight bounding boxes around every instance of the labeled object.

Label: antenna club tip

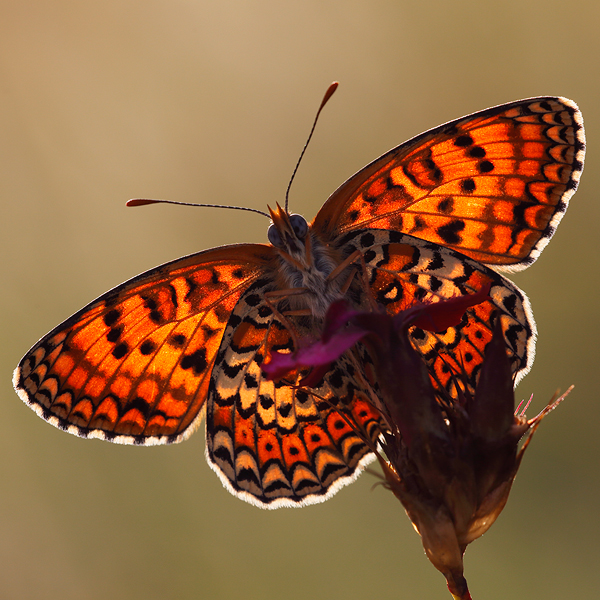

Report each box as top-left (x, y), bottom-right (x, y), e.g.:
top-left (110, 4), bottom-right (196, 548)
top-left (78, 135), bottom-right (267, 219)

top-left (127, 199), bottom-right (155, 207)
top-left (321, 82), bottom-right (339, 107)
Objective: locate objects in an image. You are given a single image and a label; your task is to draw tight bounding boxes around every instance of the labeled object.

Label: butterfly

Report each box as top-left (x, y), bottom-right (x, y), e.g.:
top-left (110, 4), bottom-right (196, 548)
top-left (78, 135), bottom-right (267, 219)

top-left (14, 93), bottom-right (585, 508)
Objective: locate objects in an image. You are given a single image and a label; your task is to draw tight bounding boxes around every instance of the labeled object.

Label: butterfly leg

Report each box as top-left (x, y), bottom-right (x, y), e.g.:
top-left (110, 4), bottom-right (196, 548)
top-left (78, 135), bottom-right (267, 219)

top-left (264, 287), bottom-right (308, 298)
top-left (339, 267), bottom-right (358, 294)
top-left (264, 288), bottom-right (310, 349)
top-left (263, 287), bottom-right (313, 317)
top-left (326, 249), bottom-right (362, 283)
top-left (325, 249), bottom-right (379, 311)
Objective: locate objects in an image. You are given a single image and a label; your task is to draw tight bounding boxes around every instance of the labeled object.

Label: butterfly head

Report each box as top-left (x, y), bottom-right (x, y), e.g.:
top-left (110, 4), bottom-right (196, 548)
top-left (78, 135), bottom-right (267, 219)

top-left (267, 203), bottom-right (312, 267)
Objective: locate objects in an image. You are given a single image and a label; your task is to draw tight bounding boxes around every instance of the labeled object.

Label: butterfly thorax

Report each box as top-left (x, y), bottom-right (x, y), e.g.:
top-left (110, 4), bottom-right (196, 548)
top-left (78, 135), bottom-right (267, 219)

top-left (278, 231), bottom-right (347, 318)
top-left (267, 206), bottom-right (348, 318)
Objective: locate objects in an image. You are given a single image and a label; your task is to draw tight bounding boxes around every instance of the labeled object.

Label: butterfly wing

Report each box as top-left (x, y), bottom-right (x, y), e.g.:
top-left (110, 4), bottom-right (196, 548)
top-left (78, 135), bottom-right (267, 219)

top-left (314, 97), bottom-right (585, 271)
top-left (14, 244), bottom-right (278, 444)
top-left (14, 241), bottom-right (385, 506)
top-left (205, 277), bottom-right (384, 507)
top-left (337, 229), bottom-right (535, 399)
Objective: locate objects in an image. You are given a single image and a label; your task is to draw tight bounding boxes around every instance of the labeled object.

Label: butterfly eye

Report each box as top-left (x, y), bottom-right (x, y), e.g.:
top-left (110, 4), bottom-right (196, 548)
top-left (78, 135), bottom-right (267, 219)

top-left (267, 224), bottom-right (283, 247)
top-left (289, 214), bottom-right (308, 239)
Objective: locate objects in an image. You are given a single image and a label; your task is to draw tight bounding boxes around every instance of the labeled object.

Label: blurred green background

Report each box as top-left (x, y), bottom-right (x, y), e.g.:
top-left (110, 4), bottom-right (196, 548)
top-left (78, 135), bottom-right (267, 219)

top-left (2, 1), bottom-right (598, 598)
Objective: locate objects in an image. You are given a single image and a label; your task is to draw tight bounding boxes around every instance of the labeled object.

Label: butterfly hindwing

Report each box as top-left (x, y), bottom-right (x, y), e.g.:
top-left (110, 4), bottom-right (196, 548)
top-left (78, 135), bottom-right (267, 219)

top-left (14, 244), bottom-right (277, 444)
top-left (314, 97), bottom-right (585, 271)
top-left (336, 229), bottom-right (535, 399)
top-left (206, 279), bottom-right (384, 507)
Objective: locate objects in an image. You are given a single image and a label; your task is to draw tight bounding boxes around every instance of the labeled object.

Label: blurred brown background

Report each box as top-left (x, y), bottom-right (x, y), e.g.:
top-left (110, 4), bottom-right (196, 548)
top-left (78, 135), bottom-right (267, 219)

top-left (1, 1), bottom-right (598, 598)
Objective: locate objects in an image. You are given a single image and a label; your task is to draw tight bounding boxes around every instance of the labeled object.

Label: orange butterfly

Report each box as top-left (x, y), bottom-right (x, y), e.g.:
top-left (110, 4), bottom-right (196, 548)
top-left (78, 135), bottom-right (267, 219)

top-left (14, 90), bottom-right (585, 508)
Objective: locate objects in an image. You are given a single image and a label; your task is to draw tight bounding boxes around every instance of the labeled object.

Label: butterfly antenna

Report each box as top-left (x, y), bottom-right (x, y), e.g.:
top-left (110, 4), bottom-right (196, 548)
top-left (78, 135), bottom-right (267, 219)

top-left (127, 198), bottom-right (271, 218)
top-left (284, 81), bottom-right (339, 213)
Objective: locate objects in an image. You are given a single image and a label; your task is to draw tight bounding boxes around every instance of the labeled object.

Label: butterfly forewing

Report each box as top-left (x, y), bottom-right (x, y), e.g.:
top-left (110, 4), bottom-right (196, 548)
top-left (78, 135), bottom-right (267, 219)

top-left (14, 245), bottom-right (277, 444)
top-left (314, 97), bottom-right (585, 271)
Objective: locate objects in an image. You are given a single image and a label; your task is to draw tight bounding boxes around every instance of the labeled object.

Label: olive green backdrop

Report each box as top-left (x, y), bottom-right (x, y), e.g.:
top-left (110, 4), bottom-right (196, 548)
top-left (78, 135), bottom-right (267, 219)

top-left (1, 1), bottom-right (598, 599)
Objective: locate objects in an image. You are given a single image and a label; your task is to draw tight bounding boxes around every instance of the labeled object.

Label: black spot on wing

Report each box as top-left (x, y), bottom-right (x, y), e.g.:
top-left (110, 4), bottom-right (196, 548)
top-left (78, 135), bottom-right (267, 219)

top-left (410, 216), bottom-right (427, 233)
top-left (170, 333), bottom-right (186, 347)
top-left (235, 394), bottom-right (256, 419)
top-left (149, 310), bottom-right (163, 324)
top-left (201, 324), bottom-right (218, 339)
top-left (469, 146), bottom-right (486, 158)
top-left (363, 249), bottom-right (377, 264)
top-left (454, 134), bottom-right (474, 147)
top-left (295, 390), bottom-right (310, 405)
top-left (103, 309), bottom-right (121, 327)
top-left (411, 327), bottom-right (426, 341)
top-left (184, 277), bottom-right (198, 300)
top-left (106, 326), bottom-right (123, 343)
top-left (264, 480), bottom-right (292, 494)
top-left (222, 362), bottom-right (244, 379)
top-left (168, 284), bottom-right (178, 308)
top-left (437, 220), bottom-right (466, 245)
top-left (181, 348), bottom-right (208, 375)
top-left (128, 396), bottom-right (152, 419)
top-left (112, 343), bottom-right (129, 360)
top-left (360, 232), bottom-right (376, 248)
top-left (461, 178), bottom-right (476, 193)
top-left (244, 373), bottom-right (258, 389)
top-left (425, 158), bottom-right (443, 183)
top-left (259, 395), bottom-right (274, 410)
top-left (139, 340), bottom-right (157, 355)
top-left (236, 467), bottom-right (260, 487)
top-left (213, 444), bottom-right (234, 467)
top-left (321, 462), bottom-right (348, 482)
top-left (258, 305), bottom-right (273, 318)
top-left (142, 296), bottom-right (157, 311)
top-left (278, 402), bottom-right (293, 418)
top-left (502, 293), bottom-right (518, 319)
top-left (429, 276), bottom-right (443, 292)
top-left (244, 294), bottom-right (261, 307)
top-left (428, 251), bottom-right (445, 271)
top-left (437, 197), bottom-right (454, 214)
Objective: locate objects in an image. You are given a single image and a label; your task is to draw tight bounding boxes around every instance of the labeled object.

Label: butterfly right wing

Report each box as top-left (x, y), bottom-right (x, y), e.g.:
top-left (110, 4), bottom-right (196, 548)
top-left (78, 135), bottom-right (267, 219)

top-left (13, 244), bottom-right (277, 445)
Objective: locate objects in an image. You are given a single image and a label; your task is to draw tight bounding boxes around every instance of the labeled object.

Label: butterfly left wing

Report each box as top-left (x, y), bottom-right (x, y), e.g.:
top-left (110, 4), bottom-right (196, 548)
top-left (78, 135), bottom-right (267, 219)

top-left (313, 97), bottom-right (585, 271)
top-left (204, 278), bottom-right (385, 507)
top-left (14, 240), bottom-right (386, 507)
top-left (14, 244), bottom-right (277, 444)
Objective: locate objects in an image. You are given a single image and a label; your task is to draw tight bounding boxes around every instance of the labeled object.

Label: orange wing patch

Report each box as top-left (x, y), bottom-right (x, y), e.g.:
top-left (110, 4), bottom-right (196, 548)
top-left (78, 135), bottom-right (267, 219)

top-left (14, 245), bottom-right (277, 444)
top-left (314, 97), bottom-right (585, 271)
